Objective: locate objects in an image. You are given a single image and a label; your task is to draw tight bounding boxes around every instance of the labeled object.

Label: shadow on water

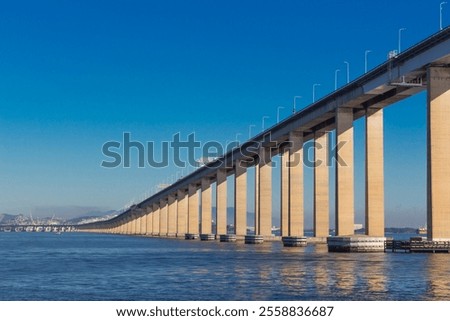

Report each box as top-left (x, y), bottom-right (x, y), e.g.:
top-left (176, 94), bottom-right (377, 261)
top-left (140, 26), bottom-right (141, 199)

top-left (1, 232), bottom-right (450, 300)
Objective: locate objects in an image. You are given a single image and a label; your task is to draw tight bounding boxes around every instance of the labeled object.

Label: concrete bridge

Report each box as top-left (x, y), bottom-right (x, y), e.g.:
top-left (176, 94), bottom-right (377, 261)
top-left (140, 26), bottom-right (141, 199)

top-left (79, 28), bottom-right (450, 251)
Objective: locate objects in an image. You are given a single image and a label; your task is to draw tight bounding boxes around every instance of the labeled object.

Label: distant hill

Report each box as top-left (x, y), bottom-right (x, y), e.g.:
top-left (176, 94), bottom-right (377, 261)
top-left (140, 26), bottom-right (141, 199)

top-left (0, 210), bottom-right (119, 225)
top-left (0, 213), bottom-right (21, 224)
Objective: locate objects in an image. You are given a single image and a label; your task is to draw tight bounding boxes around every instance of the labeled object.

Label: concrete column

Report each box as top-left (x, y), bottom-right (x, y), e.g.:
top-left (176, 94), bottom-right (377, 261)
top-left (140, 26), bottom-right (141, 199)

top-left (366, 108), bottom-right (385, 237)
top-left (188, 184), bottom-right (199, 234)
top-left (126, 220), bottom-right (130, 234)
top-left (130, 216), bottom-right (136, 235)
top-left (145, 207), bottom-right (153, 235)
top-left (122, 220), bottom-right (127, 234)
top-left (216, 169), bottom-right (228, 235)
top-left (140, 213), bottom-right (147, 235)
top-left (280, 147), bottom-right (289, 236)
top-left (167, 195), bottom-right (177, 237)
top-left (160, 199), bottom-right (168, 236)
top-left (427, 66), bottom-right (450, 241)
top-left (177, 189), bottom-right (188, 236)
top-left (289, 131), bottom-right (304, 236)
top-left (254, 163), bottom-right (259, 234)
top-left (136, 216), bottom-right (142, 235)
top-left (152, 203), bottom-right (160, 236)
top-left (201, 178), bottom-right (212, 234)
top-left (234, 160), bottom-right (247, 236)
top-left (314, 131), bottom-right (329, 237)
top-left (257, 147), bottom-right (272, 237)
top-left (335, 107), bottom-right (354, 236)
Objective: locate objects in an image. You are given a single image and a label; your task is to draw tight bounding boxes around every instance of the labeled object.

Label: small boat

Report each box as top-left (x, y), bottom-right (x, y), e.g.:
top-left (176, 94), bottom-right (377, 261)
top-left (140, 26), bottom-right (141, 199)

top-left (15, 226), bottom-right (24, 232)
top-left (4, 227), bottom-right (12, 232)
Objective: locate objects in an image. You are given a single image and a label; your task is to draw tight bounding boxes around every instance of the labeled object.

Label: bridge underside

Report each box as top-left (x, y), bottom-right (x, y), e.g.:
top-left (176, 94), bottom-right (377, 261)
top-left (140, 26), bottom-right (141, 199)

top-left (80, 29), bottom-right (450, 244)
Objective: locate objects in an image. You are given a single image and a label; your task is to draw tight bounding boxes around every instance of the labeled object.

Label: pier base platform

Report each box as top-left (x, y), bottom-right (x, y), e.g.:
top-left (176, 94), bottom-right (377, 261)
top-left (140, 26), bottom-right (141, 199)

top-left (185, 233), bottom-right (199, 240)
top-left (327, 235), bottom-right (386, 252)
top-left (245, 235), bottom-right (264, 244)
top-left (282, 236), bottom-right (307, 247)
top-left (219, 234), bottom-right (237, 242)
top-left (200, 233), bottom-right (215, 241)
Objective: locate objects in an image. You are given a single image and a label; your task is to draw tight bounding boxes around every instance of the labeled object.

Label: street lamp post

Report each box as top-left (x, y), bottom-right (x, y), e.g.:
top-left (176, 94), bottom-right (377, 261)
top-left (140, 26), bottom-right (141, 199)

top-left (262, 116), bottom-right (269, 130)
top-left (277, 106), bottom-right (285, 123)
top-left (293, 96), bottom-right (302, 113)
top-left (248, 124), bottom-right (255, 139)
top-left (441, 2), bottom-right (447, 30)
top-left (313, 83), bottom-right (321, 103)
top-left (334, 69), bottom-right (340, 90)
top-left (365, 50), bottom-right (372, 73)
top-left (344, 61), bottom-right (350, 84)
top-left (398, 28), bottom-right (406, 53)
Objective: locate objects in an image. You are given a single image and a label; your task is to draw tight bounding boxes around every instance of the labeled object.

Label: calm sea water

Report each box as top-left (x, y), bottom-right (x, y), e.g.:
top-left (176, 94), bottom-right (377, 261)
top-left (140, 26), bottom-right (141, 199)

top-left (1, 232), bottom-right (449, 301)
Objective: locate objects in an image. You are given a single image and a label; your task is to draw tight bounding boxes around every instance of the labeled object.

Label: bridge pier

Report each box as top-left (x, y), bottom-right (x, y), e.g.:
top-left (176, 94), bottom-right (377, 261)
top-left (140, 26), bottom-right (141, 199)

top-left (140, 212), bottom-right (147, 235)
top-left (145, 206), bottom-right (153, 236)
top-left (335, 107), bottom-right (355, 236)
top-left (427, 66), bottom-right (450, 241)
top-left (167, 195), bottom-right (177, 237)
top-left (186, 183), bottom-right (199, 239)
top-left (281, 131), bottom-right (305, 246)
top-left (366, 108), bottom-right (385, 237)
top-left (201, 178), bottom-right (212, 234)
top-left (152, 203), bottom-right (160, 236)
top-left (160, 199), bottom-right (168, 237)
top-left (136, 215), bottom-right (142, 235)
top-left (234, 160), bottom-right (247, 237)
top-left (256, 147), bottom-right (272, 239)
top-left (314, 131), bottom-right (329, 238)
top-left (216, 169), bottom-right (228, 237)
top-left (176, 189), bottom-right (187, 238)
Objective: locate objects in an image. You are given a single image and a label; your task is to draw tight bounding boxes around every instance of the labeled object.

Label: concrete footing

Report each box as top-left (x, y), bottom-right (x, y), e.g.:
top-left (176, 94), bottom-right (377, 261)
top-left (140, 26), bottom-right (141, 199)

top-left (245, 235), bottom-right (264, 244)
top-left (185, 233), bottom-right (199, 240)
top-left (282, 236), bottom-right (307, 247)
top-left (200, 233), bottom-right (215, 241)
top-left (219, 234), bottom-right (237, 242)
top-left (327, 235), bottom-right (386, 252)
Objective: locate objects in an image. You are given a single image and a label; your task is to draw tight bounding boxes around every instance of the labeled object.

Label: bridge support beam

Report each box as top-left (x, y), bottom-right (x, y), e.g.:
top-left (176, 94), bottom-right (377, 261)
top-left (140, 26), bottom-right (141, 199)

top-left (168, 195), bottom-right (177, 237)
top-left (145, 206), bottom-right (153, 235)
top-left (201, 178), bottom-right (212, 235)
top-left (257, 147), bottom-right (272, 238)
top-left (290, 132), bottom-right (304, 237)
top-left (136, 216), bottom-right (141, 235)
top-left (129, 217), bottom-right (135, 235)
top-left (281, 131), bottom-right (304, 237)
top-left (160, 199), bottom-right (168, 237)
top-left (152, 203), bottom-right (160, 236)
top-left (176, 189), bottom-right (187, 237)
top-left (235, 160), bottom-right (247, 237)
top-left (188, 184), bottom-right (199, 235)
top-left (335, 107), bottom-right (354, 236)
top-left (314, 131), bottom-right (329, 238)
top-left (366, 108), bottom-right (384, 237)
top-left (216, 169), bottom-right (228, 236)
top-left (427, 66), bottom-right (450, 241)
top-left (140, 213), bottom-right (147, 235)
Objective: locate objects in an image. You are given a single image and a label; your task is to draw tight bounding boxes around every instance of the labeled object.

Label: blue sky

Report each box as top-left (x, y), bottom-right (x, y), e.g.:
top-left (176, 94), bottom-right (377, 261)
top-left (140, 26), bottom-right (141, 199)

top-left (0, 0), bottom-right (444, 226)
